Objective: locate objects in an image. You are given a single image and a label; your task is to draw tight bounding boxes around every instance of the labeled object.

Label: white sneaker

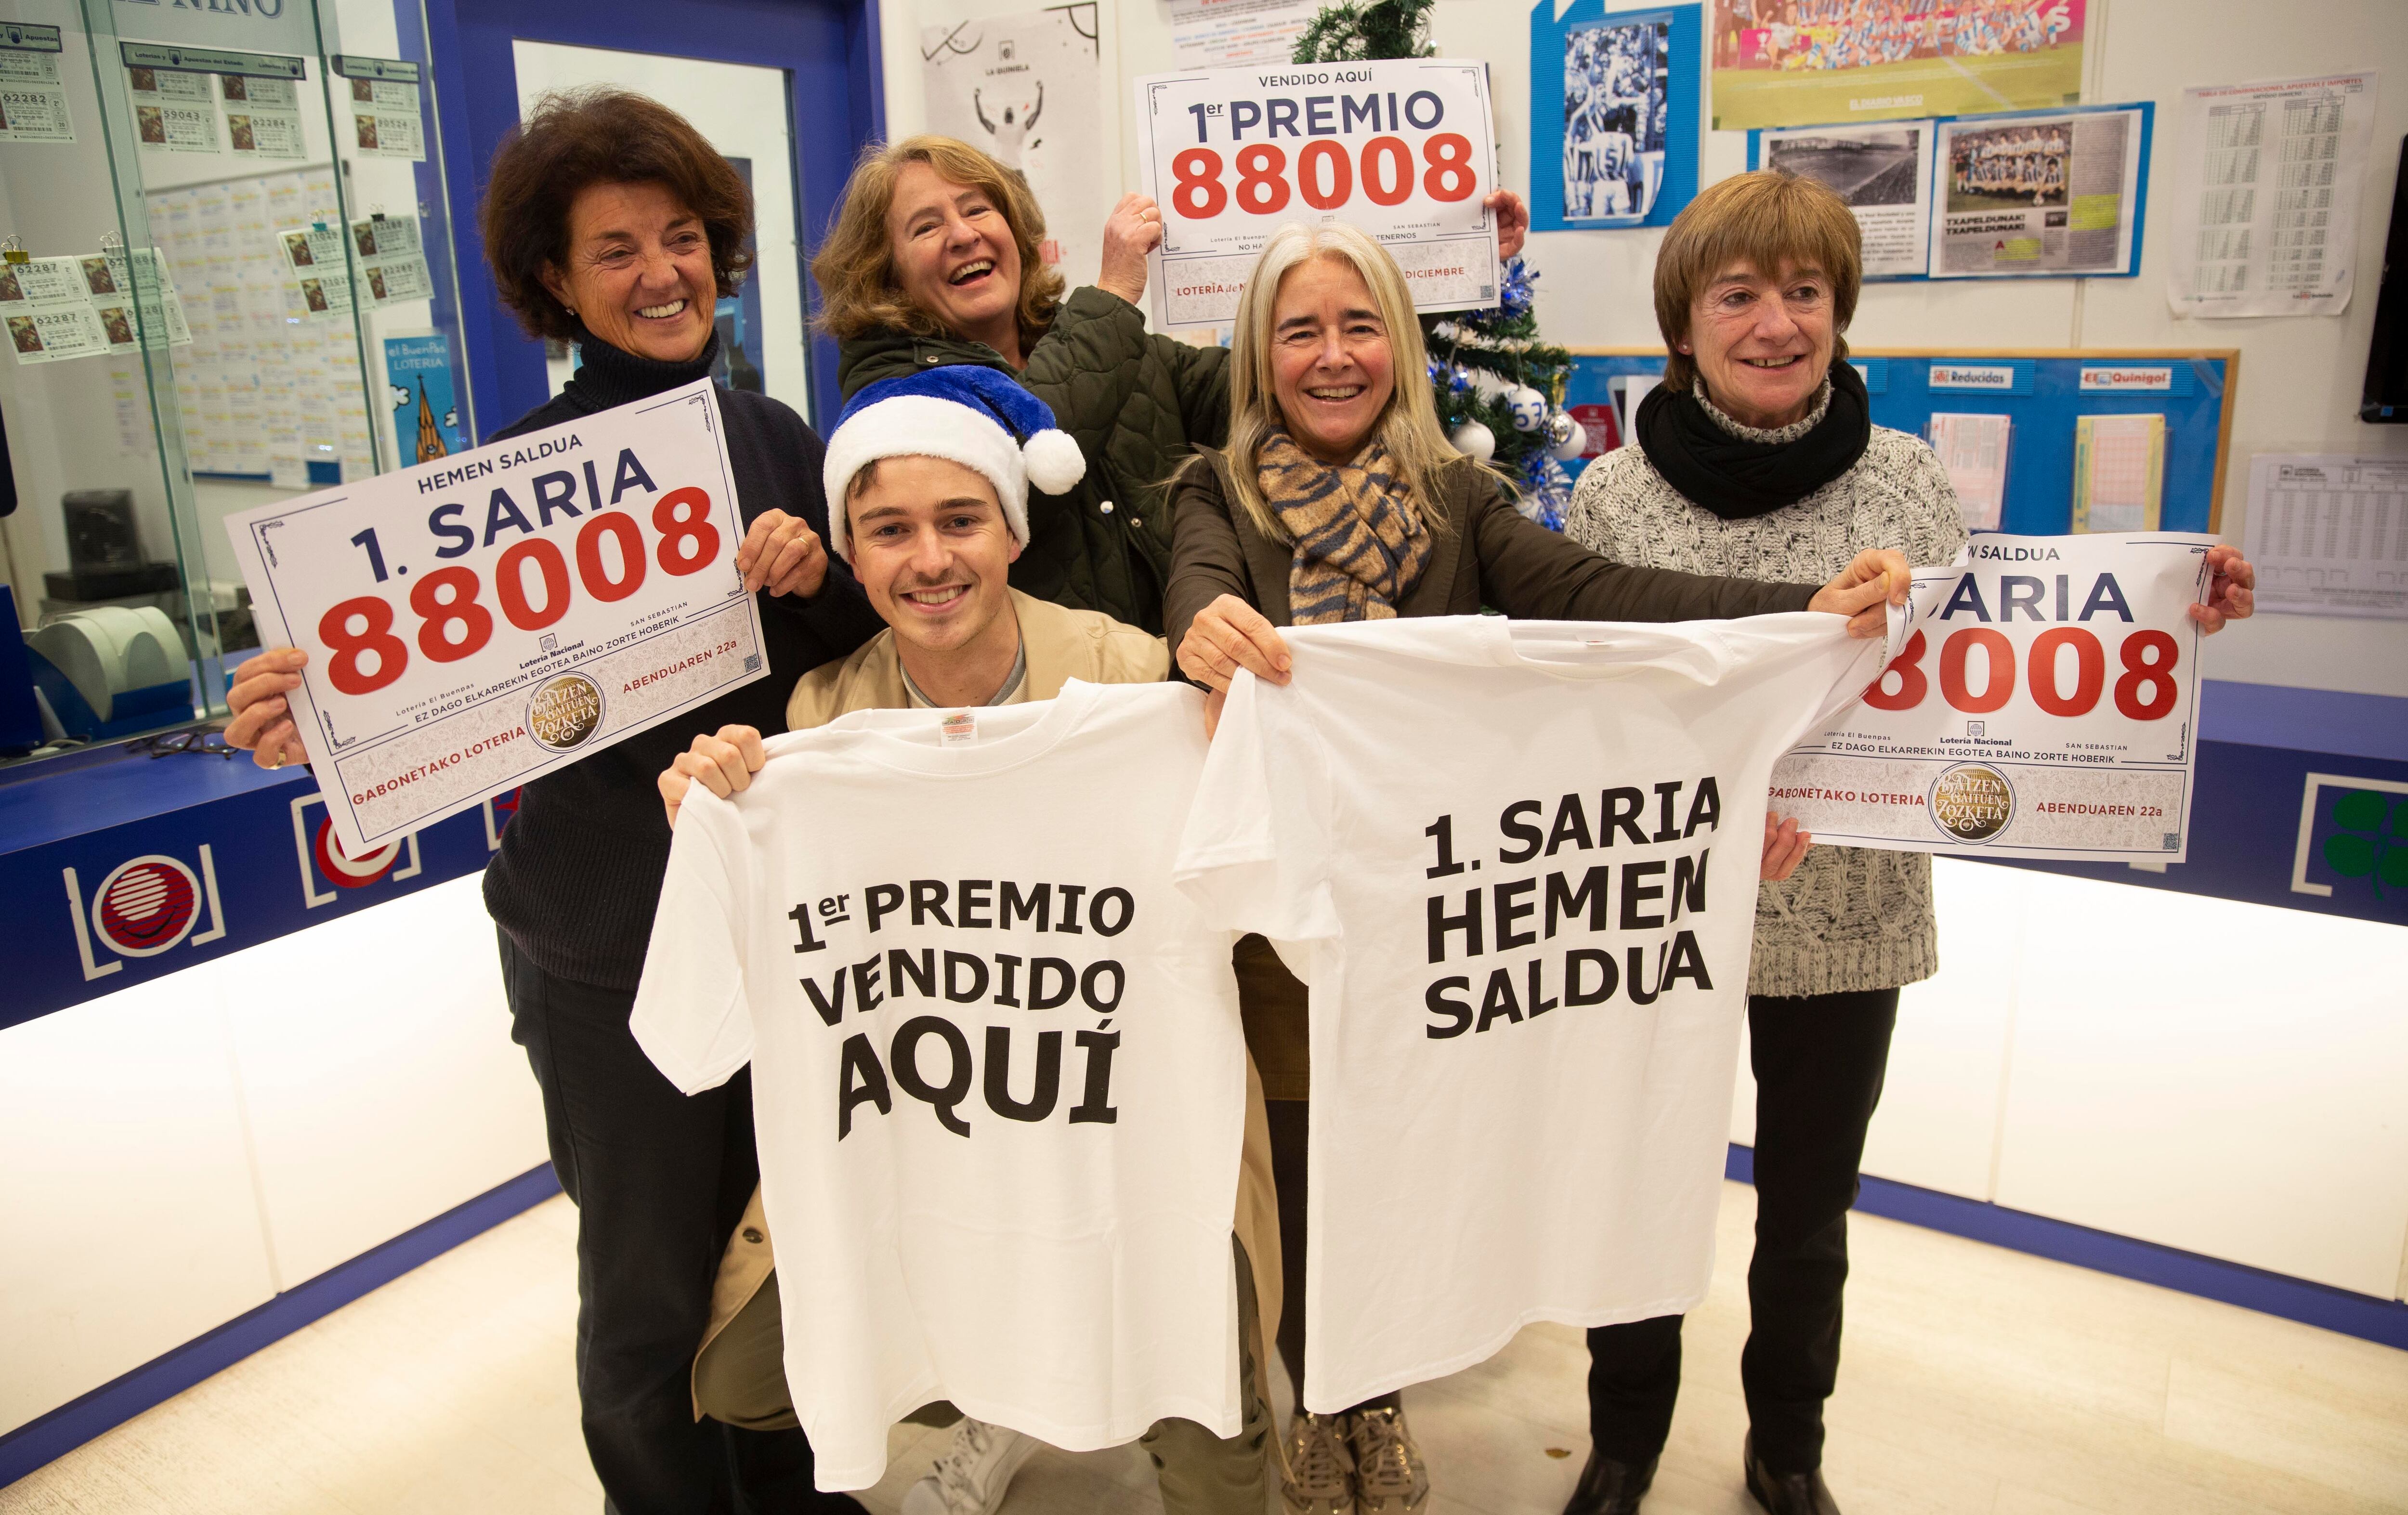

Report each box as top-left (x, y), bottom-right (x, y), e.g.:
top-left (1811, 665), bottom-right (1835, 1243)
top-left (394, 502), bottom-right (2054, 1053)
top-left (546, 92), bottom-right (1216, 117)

top-left (900, 1417), bottom-right (1039, 1515)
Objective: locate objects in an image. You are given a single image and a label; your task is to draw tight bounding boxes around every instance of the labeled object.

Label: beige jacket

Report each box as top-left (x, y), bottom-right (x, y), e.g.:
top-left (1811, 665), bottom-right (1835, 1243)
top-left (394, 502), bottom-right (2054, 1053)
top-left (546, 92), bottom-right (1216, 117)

top-left (697, 588), bottom-right (1284, 1402)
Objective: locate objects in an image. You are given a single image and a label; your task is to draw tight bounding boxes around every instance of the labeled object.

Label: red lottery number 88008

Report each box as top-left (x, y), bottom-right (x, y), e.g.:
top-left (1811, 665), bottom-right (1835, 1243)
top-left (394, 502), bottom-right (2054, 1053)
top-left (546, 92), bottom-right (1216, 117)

top-left (318, 486), bottom-right (722, 697)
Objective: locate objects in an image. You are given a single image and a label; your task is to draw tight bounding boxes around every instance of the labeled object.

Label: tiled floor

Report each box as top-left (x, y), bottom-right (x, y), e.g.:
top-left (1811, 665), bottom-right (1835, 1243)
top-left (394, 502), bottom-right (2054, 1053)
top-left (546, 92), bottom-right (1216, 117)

top-left (6, 1183), bottom-right (2405, 1514)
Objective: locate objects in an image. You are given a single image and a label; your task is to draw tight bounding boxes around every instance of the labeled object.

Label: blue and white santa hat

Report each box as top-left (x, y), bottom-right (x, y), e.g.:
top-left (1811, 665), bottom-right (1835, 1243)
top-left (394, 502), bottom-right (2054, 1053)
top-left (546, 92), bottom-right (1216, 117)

top-left (821, 364), bottom-right (1086, 562)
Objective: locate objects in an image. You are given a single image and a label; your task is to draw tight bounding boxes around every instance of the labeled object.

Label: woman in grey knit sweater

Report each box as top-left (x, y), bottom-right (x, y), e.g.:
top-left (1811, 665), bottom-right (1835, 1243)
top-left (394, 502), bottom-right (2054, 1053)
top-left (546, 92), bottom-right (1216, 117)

top-left (1557, 171), bottom-right (1949, 1515)
top-left (1557, 170), bottom-right (2256, 1515)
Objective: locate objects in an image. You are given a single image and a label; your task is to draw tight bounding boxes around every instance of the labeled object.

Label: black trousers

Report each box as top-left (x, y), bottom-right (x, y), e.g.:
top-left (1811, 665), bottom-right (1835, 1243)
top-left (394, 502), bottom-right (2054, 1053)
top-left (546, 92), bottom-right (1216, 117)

top-left (1265, 1098), bottom-right (1400, 1419)
top-left (1584, 987), bottom-right (1899, 1475)
top-left (500, 931), bottom-right (831, 1514)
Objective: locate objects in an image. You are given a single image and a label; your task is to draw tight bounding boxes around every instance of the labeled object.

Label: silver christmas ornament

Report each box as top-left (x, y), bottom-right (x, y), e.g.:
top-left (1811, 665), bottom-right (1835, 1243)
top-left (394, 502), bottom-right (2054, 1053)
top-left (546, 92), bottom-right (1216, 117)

top-left (1546, 412), bottom-right (1587, 460)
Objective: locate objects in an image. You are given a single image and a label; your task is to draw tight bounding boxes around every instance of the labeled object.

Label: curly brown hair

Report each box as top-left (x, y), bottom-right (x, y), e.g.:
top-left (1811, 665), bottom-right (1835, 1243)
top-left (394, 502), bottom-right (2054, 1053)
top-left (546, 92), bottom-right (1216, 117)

top-left (811, 135), bottom-right (1064, 344)
top-left (481, 88), bottom-right (755, 342)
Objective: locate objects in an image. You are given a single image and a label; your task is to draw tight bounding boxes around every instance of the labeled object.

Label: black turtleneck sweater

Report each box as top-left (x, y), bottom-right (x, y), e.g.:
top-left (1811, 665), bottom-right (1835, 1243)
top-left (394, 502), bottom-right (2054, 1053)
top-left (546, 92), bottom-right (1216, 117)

top-left (481, 332), bottom-right (885, 991)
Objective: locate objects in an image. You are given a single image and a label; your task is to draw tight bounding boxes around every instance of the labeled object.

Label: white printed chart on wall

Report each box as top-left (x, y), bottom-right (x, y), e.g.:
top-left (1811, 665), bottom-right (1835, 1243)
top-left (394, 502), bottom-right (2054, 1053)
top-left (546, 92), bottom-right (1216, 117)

top-left (1134, 57), bottom-right (1499, 327)
top-left (2164, 73), bottom-right (2380, 318)
top-left (1166, 0), bottom-right (1317, 69)
top-left (2242, 454), bottom-right (2408, 620)
top-left (1772, 534), bottom-right (2214, 864)
top-left (148, 166), bottom-right (379, 484)
top-left (921, 7), bottom-right (1106, 292)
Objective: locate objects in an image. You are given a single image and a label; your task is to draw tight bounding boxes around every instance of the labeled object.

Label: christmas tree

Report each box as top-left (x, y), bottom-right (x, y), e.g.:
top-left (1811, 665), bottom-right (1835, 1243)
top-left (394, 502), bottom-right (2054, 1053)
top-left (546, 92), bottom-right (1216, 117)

top-left (1293, 0), bottom-right (1588, 529)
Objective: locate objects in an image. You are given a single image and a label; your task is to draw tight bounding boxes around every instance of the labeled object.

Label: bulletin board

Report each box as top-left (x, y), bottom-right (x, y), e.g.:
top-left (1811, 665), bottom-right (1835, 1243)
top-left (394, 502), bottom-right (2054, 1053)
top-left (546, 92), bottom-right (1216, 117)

top-left (1562, 348), bottom-right (2240, 535)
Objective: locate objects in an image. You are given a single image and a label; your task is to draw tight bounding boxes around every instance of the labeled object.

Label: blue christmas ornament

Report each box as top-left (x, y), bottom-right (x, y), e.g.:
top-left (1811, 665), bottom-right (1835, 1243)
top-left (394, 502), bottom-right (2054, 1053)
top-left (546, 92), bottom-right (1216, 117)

top-left (1516, 449), bottom-right (1571, 533)
top-left (1497, 257), bottom-right (1538, 318)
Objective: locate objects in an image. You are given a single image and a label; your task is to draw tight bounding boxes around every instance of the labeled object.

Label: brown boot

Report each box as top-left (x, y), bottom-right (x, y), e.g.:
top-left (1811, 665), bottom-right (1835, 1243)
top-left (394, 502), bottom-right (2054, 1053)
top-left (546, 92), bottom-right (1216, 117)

top-left (1346, 1405), bottom-right (1429, 1514)
top-left (1281, 1411), bottom-right (1356, 1515)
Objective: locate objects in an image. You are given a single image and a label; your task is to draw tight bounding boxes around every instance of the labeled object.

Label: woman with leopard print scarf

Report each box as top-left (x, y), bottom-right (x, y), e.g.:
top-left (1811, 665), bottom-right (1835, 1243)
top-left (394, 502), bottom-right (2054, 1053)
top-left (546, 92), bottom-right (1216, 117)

top-left (1163, 220), bottom-right (1913, 1515)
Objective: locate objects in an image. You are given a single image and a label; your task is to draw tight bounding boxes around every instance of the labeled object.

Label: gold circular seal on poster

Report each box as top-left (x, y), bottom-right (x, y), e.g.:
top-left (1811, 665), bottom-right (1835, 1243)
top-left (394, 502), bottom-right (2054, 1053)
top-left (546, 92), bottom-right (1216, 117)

top-left (527, 672), bottom-right (605, 753)
top-left (1927, 763), bottom-right (2015, 844)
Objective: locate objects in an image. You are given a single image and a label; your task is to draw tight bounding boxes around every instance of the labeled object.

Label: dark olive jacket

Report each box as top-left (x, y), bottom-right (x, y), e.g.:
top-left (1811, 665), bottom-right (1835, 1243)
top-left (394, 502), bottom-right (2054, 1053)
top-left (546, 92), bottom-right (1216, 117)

top-left (1167, 443), bottom-right (1821, 1099)
top-left (1165, 444), bottom-right (1818, 648)
top-left (838, 286), bottom-right (1230, 633)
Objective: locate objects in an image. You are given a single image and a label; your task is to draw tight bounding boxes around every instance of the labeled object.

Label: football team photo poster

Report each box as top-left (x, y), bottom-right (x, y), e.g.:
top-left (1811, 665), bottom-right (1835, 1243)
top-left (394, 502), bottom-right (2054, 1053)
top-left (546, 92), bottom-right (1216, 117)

top-left (1707, 0), bottom-right (2085, 132)
top-left (1531, 0), bottom-right (1701, 233)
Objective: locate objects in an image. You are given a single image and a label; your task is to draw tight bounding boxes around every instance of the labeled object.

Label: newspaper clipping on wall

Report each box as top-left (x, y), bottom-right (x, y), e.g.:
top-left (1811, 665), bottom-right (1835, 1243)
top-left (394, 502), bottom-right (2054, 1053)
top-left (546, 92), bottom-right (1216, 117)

top-left (1762, 120), bottom-right (1932, 275)
top-left (1933, 105), bottom-right (2144, 278)
top-left (2164, 73), bottom-right (2380, 318)
top-left (1772, 533), bottom-right (2213, 863)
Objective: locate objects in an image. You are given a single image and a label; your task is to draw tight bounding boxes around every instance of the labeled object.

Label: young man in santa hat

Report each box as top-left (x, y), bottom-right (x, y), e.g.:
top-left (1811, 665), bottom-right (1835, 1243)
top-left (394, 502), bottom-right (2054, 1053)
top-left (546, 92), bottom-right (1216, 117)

top-left (654, 364), bottom-right (1281, 1515)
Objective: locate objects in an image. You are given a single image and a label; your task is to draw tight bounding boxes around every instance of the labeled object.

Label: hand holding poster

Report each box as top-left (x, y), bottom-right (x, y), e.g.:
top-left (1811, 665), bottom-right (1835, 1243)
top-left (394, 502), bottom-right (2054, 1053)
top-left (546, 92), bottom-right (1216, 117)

top-left (1133, 58), bottom-right (1499, 328)
top-left (1771, 534), bottom-right (2213, 862)
top-left (222, 379), bottom-right (770, 859)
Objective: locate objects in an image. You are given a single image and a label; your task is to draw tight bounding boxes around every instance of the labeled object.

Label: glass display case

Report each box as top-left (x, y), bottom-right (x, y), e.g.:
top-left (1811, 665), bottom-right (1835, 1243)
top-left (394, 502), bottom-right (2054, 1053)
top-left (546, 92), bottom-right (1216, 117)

top-left (0, 0), bottom-right (475, 767)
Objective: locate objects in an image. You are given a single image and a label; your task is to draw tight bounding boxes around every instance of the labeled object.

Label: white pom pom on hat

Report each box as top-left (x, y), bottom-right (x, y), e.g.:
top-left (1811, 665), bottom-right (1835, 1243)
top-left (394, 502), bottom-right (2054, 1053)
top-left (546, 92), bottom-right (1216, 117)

top-left (821, 366), bottom-right (1088, 562)
top-left (1021, 427), bottom-right (1086, 496)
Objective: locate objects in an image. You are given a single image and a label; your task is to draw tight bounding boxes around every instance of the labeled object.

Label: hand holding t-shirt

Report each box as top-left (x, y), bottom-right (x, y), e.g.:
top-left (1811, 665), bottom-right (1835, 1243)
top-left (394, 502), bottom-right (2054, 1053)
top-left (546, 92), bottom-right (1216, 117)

top-left (1174, 611), bottom-right (1894, 1411)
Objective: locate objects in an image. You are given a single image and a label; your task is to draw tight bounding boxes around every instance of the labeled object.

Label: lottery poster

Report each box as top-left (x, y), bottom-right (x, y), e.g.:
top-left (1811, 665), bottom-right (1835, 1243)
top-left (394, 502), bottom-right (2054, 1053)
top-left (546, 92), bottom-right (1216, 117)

top-left (222, 379), bottom-right (768, 858)
top-left (1133, 56), bottom-right (1501, 327)
top-left (1773, 533), bottom-right (2215, 863)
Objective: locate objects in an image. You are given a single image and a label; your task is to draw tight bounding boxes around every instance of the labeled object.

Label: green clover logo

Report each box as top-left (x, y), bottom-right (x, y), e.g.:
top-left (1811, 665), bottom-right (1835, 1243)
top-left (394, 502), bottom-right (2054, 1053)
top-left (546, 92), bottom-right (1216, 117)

top-left (2323, 790), bottom-right (2408, 897)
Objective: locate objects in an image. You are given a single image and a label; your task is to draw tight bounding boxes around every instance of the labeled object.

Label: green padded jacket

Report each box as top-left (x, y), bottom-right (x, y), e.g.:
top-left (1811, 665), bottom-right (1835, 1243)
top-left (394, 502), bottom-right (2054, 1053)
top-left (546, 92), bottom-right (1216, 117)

top-left (836, 285), bottom-right (1230, 634)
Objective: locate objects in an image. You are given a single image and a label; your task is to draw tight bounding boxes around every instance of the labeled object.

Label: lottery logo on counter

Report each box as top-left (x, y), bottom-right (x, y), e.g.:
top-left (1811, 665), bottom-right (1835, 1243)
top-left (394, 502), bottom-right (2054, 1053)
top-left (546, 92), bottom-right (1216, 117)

top-left (291, 791), bottom-right (422, 906)
top-left (63, 846), bottom-right (228, 980)
top-left (222, 379), bottom-right (767, 859)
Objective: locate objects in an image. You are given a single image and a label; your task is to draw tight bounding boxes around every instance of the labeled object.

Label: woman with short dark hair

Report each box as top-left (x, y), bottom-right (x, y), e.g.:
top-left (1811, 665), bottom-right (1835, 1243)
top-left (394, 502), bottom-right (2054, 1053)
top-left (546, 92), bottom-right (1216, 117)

top-left (222, 86), bottom-right (883, 1513)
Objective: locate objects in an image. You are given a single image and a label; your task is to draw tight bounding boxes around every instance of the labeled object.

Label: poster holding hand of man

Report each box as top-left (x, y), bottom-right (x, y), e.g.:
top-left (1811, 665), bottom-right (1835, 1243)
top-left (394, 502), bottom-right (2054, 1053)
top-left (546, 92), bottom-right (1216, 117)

top-left (222, 379), bottom-right (771, 859)
top-left (1772, 534), bottom-right (2219, 863)
top-left (1132, 57), bottom-right (1500, 328)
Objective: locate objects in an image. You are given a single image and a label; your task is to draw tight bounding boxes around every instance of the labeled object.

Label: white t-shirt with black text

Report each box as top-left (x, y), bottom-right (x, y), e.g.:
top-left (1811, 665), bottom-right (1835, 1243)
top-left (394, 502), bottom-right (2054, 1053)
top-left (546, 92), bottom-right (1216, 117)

top-left (633, 679), bottom-right (1247, 1489)
top-left (1173, 613), bottom-right (1891, 1411)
